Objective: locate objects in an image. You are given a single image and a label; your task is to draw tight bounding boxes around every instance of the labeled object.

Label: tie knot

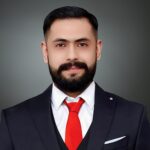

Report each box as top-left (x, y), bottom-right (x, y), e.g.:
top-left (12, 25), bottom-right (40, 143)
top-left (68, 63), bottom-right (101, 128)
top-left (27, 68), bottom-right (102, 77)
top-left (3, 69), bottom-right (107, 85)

top-left (64, 98), bottom-right (84, 113)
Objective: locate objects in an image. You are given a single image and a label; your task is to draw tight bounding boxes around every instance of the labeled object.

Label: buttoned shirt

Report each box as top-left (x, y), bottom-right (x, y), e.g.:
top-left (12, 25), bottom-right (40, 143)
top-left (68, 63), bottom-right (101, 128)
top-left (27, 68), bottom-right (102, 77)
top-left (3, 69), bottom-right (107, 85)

top-left (51, 81), bottom-right (95, 141)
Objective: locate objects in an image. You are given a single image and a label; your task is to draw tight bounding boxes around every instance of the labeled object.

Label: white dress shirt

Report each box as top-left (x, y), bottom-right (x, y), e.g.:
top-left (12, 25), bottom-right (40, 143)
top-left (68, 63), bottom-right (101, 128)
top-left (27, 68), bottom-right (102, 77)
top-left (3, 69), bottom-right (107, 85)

top-left (51, 81), bottom-right (95, 141)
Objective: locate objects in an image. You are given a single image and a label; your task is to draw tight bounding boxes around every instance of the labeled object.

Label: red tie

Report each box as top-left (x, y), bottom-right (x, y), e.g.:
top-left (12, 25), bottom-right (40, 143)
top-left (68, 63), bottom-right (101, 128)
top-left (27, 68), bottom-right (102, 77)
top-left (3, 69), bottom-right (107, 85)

top-left (64, 98), bottom-right (84, 150)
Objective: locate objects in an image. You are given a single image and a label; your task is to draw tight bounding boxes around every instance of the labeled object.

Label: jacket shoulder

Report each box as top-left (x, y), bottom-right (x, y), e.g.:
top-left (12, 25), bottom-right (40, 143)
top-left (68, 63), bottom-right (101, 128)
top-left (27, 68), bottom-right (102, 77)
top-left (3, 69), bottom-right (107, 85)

top-left (105, 90), bottom-right (145, 110)
top-left (103, 90), bottom-right (146, 120)
top-left (2, 85), bottom-right (52, 115)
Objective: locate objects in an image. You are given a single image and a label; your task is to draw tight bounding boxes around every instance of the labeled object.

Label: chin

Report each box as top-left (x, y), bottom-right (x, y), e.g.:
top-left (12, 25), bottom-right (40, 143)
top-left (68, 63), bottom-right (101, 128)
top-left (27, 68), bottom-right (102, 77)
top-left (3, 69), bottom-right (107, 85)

top-left (62, 70), bottom-right (85, 79)
top-left (63, 73), bottom-right (84, 81)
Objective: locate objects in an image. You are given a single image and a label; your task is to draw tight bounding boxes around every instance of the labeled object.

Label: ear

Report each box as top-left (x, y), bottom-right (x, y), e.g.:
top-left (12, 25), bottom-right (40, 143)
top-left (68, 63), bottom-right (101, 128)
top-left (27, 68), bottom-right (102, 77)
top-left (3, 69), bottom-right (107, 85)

top-left (41, 41), bottom-right (48, 64)
top-left (96, 40), bottom-right (102, 61)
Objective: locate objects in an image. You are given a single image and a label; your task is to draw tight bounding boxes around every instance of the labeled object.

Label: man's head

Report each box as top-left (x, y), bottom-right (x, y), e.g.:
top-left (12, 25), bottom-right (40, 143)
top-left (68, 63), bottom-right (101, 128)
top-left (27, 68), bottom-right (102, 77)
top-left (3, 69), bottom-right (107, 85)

top-left (43, 6), bottom-right (98, 39)
top-left (41, 6), bottom-right (102, 96)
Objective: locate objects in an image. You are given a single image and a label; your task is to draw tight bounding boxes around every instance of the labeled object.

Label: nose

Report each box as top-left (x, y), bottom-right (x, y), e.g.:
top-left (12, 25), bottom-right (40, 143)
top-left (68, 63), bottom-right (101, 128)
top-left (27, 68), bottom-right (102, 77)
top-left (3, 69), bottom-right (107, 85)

top-left (66, 45), bottom-right (78, 61)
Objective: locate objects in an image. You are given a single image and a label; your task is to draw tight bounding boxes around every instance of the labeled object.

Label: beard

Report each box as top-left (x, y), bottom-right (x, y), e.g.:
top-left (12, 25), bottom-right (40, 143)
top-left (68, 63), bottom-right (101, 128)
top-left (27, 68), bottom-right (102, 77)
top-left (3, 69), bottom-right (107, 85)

top-left (48, 60), bottom-right (97, 93)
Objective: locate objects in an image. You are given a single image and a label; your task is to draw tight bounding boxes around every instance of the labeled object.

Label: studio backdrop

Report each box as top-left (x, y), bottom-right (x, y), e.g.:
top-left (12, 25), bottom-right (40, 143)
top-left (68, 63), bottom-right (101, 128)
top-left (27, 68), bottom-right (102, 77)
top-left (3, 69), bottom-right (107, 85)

top-left (0, 0), bottom-right (150, 119)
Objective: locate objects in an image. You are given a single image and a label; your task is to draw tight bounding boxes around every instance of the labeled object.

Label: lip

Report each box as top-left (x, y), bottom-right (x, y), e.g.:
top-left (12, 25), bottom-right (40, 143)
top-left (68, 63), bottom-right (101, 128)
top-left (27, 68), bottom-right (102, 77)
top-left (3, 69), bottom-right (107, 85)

top-left (69, 66), bottom-right (80, 69)
top-left (66, 66), bottom-right (82, 73)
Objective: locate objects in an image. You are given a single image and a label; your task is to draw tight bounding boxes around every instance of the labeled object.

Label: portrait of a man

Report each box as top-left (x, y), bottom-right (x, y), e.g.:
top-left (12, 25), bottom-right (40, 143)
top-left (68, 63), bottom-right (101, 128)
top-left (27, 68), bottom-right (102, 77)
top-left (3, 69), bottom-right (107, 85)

top-left (0, 5), bottom-right (150, 150)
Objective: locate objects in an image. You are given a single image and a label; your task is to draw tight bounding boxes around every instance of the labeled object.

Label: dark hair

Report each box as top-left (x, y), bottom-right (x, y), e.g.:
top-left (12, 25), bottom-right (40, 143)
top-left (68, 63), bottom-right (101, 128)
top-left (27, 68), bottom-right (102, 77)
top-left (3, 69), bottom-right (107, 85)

top-left (43, 6), bottom-right (98, 37)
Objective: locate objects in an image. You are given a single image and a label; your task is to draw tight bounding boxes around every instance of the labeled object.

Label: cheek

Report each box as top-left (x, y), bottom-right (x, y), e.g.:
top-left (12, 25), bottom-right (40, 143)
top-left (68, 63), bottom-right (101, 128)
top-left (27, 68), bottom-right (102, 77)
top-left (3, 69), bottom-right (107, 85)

top-left (47, 53), bottom-right (63, 69)
top-left (80, 51), bottom-right (97, 66)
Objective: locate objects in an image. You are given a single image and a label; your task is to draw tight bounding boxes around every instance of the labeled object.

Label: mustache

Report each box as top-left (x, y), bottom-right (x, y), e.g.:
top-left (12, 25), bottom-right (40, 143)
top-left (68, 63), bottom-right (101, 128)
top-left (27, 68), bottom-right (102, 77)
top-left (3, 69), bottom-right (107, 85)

top-left (57, 61), bottom-right (88, 74)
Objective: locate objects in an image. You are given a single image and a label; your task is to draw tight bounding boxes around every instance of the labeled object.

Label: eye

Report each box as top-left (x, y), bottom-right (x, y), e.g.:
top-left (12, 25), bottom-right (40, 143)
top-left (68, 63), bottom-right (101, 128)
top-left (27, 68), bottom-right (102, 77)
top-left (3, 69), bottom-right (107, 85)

top-left (78, 42), bottom-right (88, 47)
top-left (56, 43), bottom-right (66, 47)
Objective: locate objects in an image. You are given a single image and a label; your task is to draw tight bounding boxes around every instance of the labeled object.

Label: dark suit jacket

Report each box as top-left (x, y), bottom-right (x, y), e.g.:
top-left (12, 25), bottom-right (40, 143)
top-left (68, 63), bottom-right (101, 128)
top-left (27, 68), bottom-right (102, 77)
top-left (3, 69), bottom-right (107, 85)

top-left (0, 84), bottom-right (150, 150)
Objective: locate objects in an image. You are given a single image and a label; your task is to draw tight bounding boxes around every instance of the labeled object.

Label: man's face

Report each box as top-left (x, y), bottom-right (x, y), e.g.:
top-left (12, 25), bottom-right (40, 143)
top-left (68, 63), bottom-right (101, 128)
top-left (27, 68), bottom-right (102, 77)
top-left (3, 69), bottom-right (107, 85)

top-left (41, 18), bottom-right (102, 94)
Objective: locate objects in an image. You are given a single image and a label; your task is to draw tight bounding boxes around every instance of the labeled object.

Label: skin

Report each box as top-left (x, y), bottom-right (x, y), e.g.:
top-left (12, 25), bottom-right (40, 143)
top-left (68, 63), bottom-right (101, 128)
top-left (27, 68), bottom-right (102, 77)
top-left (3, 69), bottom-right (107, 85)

top-left (41, 18), bottom-right (102, 97)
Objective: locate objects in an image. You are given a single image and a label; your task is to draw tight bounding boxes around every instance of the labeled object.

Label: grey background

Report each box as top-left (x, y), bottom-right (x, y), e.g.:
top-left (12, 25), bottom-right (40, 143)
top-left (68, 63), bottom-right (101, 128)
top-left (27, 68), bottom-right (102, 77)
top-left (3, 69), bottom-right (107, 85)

top-left (0, 0), bottom-right (150, 119)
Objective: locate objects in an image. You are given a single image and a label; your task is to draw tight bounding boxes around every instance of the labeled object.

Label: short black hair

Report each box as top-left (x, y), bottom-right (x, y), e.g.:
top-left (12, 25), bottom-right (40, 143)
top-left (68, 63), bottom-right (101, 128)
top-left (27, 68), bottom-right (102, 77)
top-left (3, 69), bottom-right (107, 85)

top-left (43, 6), bottom-right (98, 37)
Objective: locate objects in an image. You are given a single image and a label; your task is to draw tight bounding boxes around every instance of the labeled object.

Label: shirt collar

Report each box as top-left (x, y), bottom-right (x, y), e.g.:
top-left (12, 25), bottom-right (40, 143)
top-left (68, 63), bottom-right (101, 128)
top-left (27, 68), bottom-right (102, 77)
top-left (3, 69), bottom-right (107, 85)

top-left (76, 81), bottom-right (95, 110)
top-left (51, 84), bottom-right (67, 110)
top-left (51, 81), bottom-right (95, 110)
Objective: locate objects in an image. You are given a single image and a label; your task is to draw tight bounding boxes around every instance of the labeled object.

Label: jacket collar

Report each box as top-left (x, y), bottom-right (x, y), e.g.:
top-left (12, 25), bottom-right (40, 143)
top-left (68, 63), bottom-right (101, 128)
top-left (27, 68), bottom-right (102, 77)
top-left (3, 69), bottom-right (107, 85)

top-left (27, 85), bottom-right (60, 150)
top-left (87, 83), bottom-right (116, 150)
top-left (28, 83), bottom-right (116, 150)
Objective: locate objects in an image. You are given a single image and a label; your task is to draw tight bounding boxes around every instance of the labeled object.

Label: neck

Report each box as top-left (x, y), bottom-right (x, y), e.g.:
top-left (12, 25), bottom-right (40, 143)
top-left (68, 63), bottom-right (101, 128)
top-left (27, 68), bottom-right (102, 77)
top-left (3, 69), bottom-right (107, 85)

top-left (65, 91), bottom-right (82, 98)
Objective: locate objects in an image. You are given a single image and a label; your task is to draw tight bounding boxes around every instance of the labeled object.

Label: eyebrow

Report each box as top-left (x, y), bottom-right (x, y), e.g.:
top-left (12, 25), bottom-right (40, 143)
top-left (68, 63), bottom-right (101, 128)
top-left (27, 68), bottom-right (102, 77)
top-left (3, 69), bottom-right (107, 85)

top-left (53, 38), bottom-right (67, 43)
top-left (75, 38), bottom-right (90, 42)
top-left (53, 38), bottom-right (90, 43)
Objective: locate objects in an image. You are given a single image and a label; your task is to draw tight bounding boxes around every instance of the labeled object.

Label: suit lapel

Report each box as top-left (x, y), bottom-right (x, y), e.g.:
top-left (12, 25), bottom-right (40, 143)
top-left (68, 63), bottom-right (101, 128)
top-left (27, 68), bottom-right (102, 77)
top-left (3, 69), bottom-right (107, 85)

top-left (26, 83), bottom-right (116, 150)
top-left (27, 85), bottom-right (60, 150)
top-left (87, 84), bottom-right (116, 150)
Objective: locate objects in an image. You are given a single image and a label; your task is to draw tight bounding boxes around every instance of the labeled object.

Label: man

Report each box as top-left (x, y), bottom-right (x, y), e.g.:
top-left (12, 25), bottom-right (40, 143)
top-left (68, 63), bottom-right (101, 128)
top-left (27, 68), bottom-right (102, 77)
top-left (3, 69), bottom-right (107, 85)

top-left (0, 6), bottom-right (150, 150)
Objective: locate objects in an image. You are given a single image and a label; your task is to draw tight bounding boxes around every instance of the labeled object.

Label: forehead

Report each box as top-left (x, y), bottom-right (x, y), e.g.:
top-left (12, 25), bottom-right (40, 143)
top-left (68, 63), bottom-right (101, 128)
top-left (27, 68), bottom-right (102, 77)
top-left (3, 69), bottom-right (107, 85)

top-left (47, 18), bottom-right (95, 41)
